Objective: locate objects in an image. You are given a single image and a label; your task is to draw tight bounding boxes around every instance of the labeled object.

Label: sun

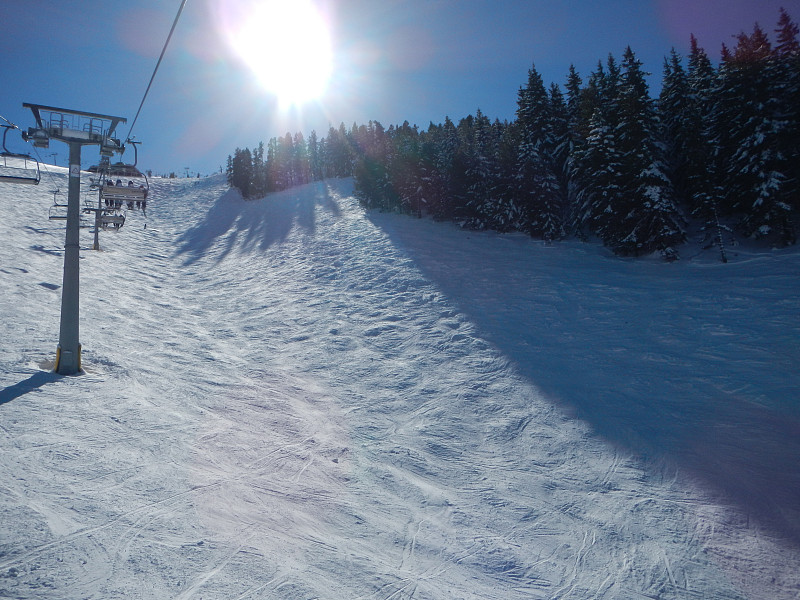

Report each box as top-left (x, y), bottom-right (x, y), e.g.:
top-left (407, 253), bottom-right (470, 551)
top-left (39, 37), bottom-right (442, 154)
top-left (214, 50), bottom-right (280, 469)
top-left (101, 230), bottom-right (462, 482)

top-left (225, 0), bottom-right (333, 107)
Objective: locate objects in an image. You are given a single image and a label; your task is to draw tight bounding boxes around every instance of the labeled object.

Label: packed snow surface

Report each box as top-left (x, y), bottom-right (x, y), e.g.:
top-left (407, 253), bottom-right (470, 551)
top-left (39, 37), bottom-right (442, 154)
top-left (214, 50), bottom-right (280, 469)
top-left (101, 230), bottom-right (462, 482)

top-left (1, 171), bottom-right (798, 599)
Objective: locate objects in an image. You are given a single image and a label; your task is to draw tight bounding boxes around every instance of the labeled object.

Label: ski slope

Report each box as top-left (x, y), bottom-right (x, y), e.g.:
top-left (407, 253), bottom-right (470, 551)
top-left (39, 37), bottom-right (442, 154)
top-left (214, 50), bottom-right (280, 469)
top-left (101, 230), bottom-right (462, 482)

top-left (1, 170), bottom-right (798, 599)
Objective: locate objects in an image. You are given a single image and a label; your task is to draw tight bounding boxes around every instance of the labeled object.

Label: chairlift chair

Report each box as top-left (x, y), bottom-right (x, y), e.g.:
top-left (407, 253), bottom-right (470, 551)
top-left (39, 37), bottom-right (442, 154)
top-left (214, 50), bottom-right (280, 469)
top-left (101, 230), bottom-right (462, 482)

top-left (47, 188), bottom-right (67, 220)
top-left (49, 200), bottom-right (93, 228)
top-left (0, 124), bottom-right (40, 185)
top-left (100, 208), bottom-right (126, 230)
top-left (48, 205), bottom-right (68, 221)
top-left (50, 188), bottom-right (66, 206)
top-left (94, 141), bottom-right (149, 213)
top-left (82, 191), bottom-right (127, 231)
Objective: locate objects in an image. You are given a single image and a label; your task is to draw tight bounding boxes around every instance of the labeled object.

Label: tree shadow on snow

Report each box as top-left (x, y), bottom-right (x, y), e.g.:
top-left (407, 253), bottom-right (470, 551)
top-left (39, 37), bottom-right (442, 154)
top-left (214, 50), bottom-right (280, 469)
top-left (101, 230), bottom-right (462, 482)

top-left (367, 211), bottom-right (800, 547)
top-left (174, 182), bottom-right (342, 265)
top-left (0, 370), bottom-right (62, 406)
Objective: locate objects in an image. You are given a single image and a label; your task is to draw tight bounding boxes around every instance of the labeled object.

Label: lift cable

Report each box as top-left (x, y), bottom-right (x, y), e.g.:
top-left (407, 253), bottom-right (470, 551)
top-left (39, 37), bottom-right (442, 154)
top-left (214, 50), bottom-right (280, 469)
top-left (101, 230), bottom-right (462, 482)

top-left (0, 114), bottom-right (20, 129)
top-left (31, 144), bottom-right (65, 192)
top-left (125, 0), bottom-right (188, 144)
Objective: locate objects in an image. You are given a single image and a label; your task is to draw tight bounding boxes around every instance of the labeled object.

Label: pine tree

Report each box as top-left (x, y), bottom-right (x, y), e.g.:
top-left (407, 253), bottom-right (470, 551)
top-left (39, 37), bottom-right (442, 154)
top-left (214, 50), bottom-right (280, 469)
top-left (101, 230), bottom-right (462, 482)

top-left (276, 133), bottom-right (294, 190)
top-left (462, 110), bottom-right (503, 229)
top-left (353, 121), bottom-right (394, 210)
top-left (685, 35), bottom-right (727, 259)
top-left (685, 36), bottom-right (721, 216)
top-left (718, 22), bottom-right (795, 243)
top-left (427, 116), bottom-right (460, 220)
top-left (251, 141), bottom-right (267, 198)
top-left (389, 121), bottom-right (424, 215)
top-left (266, 137), bottom-right (279, 191)
top-left (598, 55), bottom-right (622, 126)
top-left (564, 65), bottom-right (584, 134)
top-left (513, 64), bottom-right (564, 238)
top-left (659, 49), bottom-right (691, 203)
top-left (772, 8), bottom-right (800, 242)
top-left (613, 46), bottom-right (684, 256)
top-left (549, 82), bottom-right (571, 215)
top-left (573, 58), bottom-right (622, 238)
top-left (574, 108), bottom-right (624, 239)
top-left (573, 48), bottom-right (684, 255)
top-left (563, 65), bottom-right (586, 230)
top-left (575, 62), bottom-right (605, 139)
top-left (229, 147), bottom-right (254, 198)
top-left (225, 154), bottom-right (233, 186)
top-left (308, 130), bottom-right (322, 181)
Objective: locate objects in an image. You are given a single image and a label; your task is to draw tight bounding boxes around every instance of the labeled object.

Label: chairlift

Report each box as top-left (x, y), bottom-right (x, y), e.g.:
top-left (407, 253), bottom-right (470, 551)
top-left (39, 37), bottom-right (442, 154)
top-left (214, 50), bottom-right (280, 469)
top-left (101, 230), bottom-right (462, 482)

top-left (48, 205), bottom-right (68, 221)
top-left (0, 124), bottom-right (40, 185)
top-left (51, 188), bottom-right (66, 206)
top-left (84, 203), bottom-right (126, 229)
top-left (100, 208), bottom-right (126, 230)
top-left (49, 200), bottom-right (92, 228)
top-left (47, 188), bottom-right (67, 220)
top-left (82, 192), bottom-right (127, 231)
top-left (92, 141), bottom-right (150, 214)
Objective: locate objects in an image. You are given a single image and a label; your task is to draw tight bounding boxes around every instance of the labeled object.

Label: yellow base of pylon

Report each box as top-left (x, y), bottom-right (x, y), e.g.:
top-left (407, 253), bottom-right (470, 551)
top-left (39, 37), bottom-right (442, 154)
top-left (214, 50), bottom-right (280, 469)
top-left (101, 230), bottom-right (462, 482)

top-left (54, 343), bottom-right (82, 375)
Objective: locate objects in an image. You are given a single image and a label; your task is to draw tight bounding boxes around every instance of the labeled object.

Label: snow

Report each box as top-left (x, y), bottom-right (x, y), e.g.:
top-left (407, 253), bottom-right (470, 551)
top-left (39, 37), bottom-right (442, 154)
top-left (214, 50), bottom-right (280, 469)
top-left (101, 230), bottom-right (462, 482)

top-left (1, 169), bottom-right (799, 599)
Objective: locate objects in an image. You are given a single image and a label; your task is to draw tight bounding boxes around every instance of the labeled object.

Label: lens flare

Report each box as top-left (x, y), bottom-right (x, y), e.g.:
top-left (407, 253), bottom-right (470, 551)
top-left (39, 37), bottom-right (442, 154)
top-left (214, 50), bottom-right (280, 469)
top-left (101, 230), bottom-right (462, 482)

top-left (217, 0), bottom-right (333, 108)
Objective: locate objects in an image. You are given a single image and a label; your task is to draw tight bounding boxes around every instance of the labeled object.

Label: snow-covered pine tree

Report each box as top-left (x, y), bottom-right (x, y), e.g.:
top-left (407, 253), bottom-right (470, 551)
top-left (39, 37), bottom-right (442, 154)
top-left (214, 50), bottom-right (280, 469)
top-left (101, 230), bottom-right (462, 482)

top-left (425, 116), bottom-right (460, 220)
top-left (612, 46), bottom-right (684, 256)
top-left (389, 121), bottom-right (424, 216)
top-left (353, 121), bottom-right (394, 211)
top-left (495, 119), bottom-right (521, 232)
top-left (251, 141), bottom-right (267, 198)
top-left (772, 8), bottom-right (800, 243)
top-left (307, 130), bottom-right (322, 181)
top-left (572, 57), bottom-right (622, 239)
top-left (462, 109), bottom-right (504, 229)
top-left (292, 132), bottom-right (310, 187)
top-left (514, 64), bottom-right (564, 238)
top-left (228, 147), bottom-right (254, 198)
top-left (574, 108), bottom-right (624, 240)
top-left (323, 124), bottom-right (354, 180)
top-left (549, 83), bottom-right (572, 229)
top-left (685, 38), bottom-right (721, 215)
top-left (717, 22), bottom-right (795, 244)
top-left (574, 62), bottom-right (606, 140)
top-left (518, 139), bottom-right (564, 239)
top-left (683, 35), bottom-right (728, 259)
top-left (416, 123), bottom-right (446, 218)
top-left (659, 49), bottom-right (691, 204)
top-left (563, 65), bottom-right (586, 232)
top-left (276, 133), bottom-right (295, 190)
top-left (266, 137), bottom-right (280, 191)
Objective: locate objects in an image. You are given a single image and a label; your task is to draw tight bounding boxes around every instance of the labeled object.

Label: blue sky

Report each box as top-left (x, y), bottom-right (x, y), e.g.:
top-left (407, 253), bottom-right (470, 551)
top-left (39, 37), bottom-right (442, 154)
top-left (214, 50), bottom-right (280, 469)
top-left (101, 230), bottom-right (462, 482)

top-left (2, 0), bottom-right (798, 177)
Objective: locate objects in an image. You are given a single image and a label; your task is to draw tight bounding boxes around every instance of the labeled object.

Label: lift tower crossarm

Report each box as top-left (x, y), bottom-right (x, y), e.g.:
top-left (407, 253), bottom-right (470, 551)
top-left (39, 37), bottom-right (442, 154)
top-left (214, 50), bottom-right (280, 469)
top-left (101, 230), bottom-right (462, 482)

top-left (23, 103), bottom-right (126, 136)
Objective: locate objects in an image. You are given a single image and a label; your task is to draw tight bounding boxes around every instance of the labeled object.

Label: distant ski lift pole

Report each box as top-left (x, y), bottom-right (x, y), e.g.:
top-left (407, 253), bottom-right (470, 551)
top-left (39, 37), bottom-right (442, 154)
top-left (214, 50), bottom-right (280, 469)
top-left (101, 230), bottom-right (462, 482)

top-left (0, 124), bottom-right (41, 185)
top-left (22, 103), bottom-right (127, 375)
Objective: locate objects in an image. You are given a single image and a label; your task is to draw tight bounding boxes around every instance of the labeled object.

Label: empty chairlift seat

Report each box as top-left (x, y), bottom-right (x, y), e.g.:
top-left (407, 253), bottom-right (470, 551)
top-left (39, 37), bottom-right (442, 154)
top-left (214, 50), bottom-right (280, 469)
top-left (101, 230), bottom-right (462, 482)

top-left (0, 125), bottom-right (40, 185)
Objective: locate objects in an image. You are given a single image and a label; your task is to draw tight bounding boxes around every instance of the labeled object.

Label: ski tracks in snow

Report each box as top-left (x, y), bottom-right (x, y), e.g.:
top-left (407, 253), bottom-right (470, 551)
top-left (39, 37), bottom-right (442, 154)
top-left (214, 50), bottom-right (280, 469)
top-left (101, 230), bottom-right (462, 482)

top-left (1, 176), bottom-right (798, 599)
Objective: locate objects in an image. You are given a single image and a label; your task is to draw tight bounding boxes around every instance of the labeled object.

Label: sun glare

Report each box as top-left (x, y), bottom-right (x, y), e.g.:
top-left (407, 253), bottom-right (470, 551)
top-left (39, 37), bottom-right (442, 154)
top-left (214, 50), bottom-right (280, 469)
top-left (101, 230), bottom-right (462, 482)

top-left (226, 0), bottom-right (333, 107)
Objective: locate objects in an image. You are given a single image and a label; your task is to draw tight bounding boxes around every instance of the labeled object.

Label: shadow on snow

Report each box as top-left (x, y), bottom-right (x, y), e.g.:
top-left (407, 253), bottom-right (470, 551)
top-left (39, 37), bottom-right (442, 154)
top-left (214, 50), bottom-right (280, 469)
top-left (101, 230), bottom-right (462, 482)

top-left (174, 181), bottom-right (341, 265)
top-left (0, 370), bottom-right (62, 406)
top-left (366, 210), bottom-right (800, 547)
top-left (171, 176), bottom-right (799, 547)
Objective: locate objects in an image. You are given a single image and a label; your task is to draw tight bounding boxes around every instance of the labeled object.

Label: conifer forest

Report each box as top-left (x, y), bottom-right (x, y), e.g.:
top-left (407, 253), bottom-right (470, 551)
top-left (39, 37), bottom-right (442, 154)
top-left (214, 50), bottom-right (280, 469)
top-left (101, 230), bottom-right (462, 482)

top-left (227, 10), bottom-right (800, 259)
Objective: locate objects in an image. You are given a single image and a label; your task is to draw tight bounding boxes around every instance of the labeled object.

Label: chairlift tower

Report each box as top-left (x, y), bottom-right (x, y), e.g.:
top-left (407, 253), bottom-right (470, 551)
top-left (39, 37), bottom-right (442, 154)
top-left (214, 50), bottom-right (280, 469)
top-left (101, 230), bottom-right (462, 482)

top-left (22, 103), bottom-right (126, 375)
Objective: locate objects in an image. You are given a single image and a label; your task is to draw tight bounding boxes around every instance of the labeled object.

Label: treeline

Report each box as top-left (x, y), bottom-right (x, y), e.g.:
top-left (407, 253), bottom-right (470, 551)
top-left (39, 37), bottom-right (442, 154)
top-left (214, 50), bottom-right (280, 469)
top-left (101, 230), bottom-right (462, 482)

top-left (227, 9), bottom-right (800, 258)
top-left (226, 126), bottom-right (353, 198)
